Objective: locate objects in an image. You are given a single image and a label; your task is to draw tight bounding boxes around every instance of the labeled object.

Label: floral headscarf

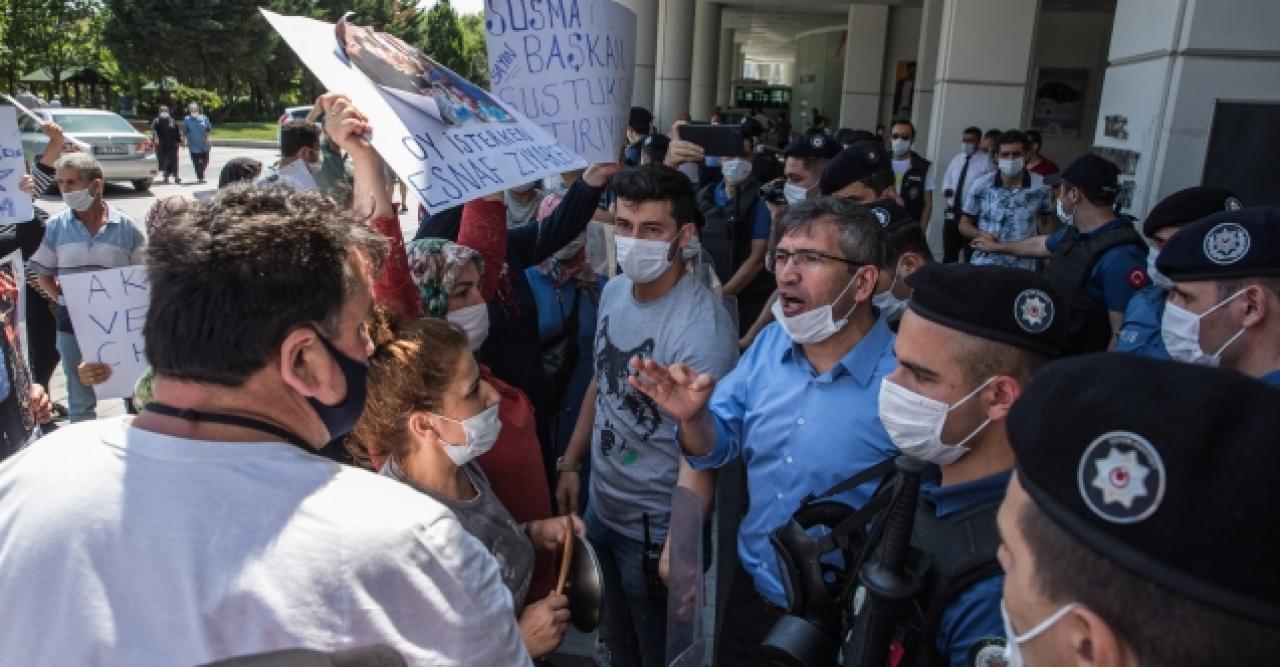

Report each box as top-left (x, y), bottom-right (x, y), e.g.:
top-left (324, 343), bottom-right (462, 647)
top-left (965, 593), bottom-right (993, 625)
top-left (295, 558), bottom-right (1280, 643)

top-left (406, 238), bottom-right (484, 318)
top-left (537, 231), bottom-right (596, 292)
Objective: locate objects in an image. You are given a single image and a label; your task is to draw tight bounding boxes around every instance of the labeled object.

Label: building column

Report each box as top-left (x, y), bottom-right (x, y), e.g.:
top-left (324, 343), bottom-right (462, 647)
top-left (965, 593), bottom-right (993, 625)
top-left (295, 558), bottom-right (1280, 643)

top-left (1094, 0), bottom-right (1280, 213)
top-left (920, 0), bottom-right (1040, 254)
top-left (653, 0), bottom-right (696, 129)
top-left (716, 28), bottom-right (735, 109)
top-left (689, 1), bottom-right (721, 120)
top-left (618, 0), bottom-right (658, 111)
top-left (911, 0), bottom-right (945, 149)
top-left (838, 4), bottom-right (889, 130)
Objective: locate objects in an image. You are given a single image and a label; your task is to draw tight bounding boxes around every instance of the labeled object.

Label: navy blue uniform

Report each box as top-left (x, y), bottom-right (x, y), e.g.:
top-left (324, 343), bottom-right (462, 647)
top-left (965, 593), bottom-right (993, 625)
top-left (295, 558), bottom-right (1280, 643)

top-left (1114, 285), bottom-right (1170, 359)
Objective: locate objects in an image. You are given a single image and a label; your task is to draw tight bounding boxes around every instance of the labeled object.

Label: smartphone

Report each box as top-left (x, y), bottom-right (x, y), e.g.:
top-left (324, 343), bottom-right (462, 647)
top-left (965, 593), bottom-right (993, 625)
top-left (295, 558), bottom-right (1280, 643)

top-left (679, 123), bottom-right (745, 158)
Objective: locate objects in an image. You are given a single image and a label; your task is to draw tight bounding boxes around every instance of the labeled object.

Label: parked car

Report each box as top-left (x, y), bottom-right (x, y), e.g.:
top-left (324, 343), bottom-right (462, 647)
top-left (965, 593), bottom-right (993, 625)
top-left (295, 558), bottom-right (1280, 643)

top-left (20, 108), bottom-right (158, 192)
top-left (277, 105), bottom-right (314, 144)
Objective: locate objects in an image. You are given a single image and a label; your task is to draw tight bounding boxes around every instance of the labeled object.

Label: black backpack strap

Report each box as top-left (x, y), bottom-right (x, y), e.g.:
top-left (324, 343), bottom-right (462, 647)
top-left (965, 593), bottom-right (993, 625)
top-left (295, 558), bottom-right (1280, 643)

top-left (802, 457), bottom-right (897, 506)
top-left (916, 560), bottom-right (1004, 664)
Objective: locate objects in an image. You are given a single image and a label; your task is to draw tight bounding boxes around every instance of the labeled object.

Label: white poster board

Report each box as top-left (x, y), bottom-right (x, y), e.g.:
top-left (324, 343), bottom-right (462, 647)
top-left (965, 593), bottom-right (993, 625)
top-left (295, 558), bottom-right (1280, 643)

top-left (0, 107), bottom-right (34, 224)
top-left (61, 266), bottom-right (149, 400)
top-left (262, 9), bottom-right (587, 213)
top-left (485, 0), bottom-right (636, 164)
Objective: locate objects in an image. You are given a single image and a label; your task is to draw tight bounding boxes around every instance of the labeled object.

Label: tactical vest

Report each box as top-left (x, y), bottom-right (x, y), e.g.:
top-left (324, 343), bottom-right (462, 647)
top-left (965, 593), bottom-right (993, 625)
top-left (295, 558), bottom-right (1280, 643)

top-left (697, 180), bottom-right (775, 298)
top-left (895, 497), bottom-right (1004, 667)
top-left (898, 153), bottom-right (932, 222)
top-left (1041, 221), bottom-right (1144, 356)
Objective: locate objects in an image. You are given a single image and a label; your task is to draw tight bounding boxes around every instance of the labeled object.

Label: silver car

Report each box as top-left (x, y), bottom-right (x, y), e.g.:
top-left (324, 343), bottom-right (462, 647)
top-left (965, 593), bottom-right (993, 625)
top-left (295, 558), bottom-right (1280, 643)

top-left (20, 108), bottom-right (159, 192)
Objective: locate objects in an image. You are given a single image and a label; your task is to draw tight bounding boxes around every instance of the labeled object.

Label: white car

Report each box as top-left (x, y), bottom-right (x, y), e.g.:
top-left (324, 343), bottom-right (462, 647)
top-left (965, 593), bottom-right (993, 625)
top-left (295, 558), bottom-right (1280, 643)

top-left (277, 105), bottom-right (314, 144)
top-left (20, 108), bottom-right (158, 192)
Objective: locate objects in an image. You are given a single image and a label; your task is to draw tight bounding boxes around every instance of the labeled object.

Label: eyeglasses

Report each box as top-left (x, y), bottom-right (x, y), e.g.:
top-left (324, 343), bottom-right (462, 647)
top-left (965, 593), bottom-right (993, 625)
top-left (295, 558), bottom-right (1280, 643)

top-left (769, 248), bottom-right (865, 272)
top-left (890, 133), bottom-right (912, 140)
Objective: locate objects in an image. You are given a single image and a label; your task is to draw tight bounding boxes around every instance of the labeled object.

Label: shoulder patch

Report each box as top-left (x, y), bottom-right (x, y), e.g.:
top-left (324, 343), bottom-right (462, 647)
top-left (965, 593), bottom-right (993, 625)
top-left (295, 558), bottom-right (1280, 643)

top-left (967, 637), bottom-right (1009, 667)
top-left (1126, 267), bottom-right (1148, 289)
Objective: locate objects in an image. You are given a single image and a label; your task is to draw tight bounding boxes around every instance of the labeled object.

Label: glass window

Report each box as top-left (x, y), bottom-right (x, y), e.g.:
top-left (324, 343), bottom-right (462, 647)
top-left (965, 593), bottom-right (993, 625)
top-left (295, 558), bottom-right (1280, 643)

top-left (51, 113), bottom-right (136, 134)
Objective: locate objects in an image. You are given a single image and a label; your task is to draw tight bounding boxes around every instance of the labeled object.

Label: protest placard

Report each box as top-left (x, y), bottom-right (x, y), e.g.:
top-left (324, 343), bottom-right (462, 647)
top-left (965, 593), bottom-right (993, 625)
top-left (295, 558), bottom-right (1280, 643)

top-left (485, 0), bottom-right (636, 164)
top-left (262, 9), bottom-right (587, 213)
top-left (0, 107), bottom-right (35, 224)
top-left (61, 265), bottom-right (149, 400)
top-left (0, 251), bottom-right (36, 444)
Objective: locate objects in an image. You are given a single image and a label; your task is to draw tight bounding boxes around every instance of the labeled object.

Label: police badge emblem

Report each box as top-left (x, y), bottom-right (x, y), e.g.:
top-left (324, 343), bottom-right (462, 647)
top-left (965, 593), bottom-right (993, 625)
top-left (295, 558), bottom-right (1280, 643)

top-left (1013, 289), bottom-right (1054, 334)
top-left (811, 135), bottom-right (825, 149)
top-left (1203, 222), bottom-right (1250, 265)
top-left (1225, 196), bottom-right (1243, 212)
top-left (1078, 430), bottom-right (1166, 524)
top-left (871, 206), bottom-right (891, 228)
top-left (967, 637), bottom-right (1009, 667)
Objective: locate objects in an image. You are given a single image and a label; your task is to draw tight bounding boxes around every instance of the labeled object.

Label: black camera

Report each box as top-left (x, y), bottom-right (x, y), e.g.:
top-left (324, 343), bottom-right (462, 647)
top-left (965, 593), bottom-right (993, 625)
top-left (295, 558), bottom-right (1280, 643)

top-left (761, 180), bottom-right (788, 206)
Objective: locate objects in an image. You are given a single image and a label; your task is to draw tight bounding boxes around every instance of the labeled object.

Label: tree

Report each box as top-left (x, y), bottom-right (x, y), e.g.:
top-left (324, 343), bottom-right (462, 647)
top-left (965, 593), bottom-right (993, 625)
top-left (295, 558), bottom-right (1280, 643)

top-left (458, 12), bottom-right (489, 88)
top-left (3, 0), bottom-right (105, 95)
top-left (420, 1), bottom-right (467, 79)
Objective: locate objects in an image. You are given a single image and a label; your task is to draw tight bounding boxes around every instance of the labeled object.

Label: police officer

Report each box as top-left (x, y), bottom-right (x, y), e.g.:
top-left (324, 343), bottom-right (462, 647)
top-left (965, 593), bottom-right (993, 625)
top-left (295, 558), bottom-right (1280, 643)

top-left (780, 132), bottom-right (842, 205)
top-left (998, 354), bottom-right (1280, 665)
top-left (1156, 207), bottom-right (1280, 387)
top-left (820, 140), bottom-right (899, 207)
top-left (866, 263), bottom-right (1067, 666)
top-left (1114, 186), bottom-right (1241, 358)
top-left (873, 217), bottom-right (934, 330)
top-left (971, 153), bottom-right (1149, 354)
top-left (623, 106), bottom-right (653, 166)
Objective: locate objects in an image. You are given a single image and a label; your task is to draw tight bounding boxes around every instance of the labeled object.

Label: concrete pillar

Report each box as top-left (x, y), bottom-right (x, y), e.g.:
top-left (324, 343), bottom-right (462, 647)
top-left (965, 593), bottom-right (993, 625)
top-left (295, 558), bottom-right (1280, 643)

top-left (654, 0), bottom-right (696, 129)
top-left (838, 4), bottom-right (890, 130)
top-left (911, 0), bottom-right (945, 150)
top-left (716, 28), bottom-right (735, 109)
top-left (618, 0), bottom-right (658, 111)
top-left (689, 1), bottom-right (721, 120)
top-left (1094, 0), bottom-right (1280, 213)
top-left (920, 0), bottom-right (1040, 254)
top-left (733, 42), bottom-right (745, 87)
top-left (779, 62), bottom-right (793, 87)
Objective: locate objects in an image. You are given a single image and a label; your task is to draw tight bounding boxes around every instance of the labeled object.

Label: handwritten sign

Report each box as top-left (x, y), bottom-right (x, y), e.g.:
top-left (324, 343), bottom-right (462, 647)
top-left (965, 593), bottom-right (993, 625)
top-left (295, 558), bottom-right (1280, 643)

top-left (485, 0), bottom-right (636, 164)
top-left (262, 9), bottom-right (586, 213)
top-left (0, 107), bottom-right (34, 224)
top-left (61, 266), bottom-right (149, 400)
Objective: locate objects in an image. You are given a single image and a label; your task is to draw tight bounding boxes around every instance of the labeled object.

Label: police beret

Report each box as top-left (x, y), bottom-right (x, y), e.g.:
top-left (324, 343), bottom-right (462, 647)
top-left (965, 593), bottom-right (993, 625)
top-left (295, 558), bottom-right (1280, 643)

top-left (819, 141), bottom-right (890, 195)
top-left (1142, 186), bottom-right (1241, 238)
top-left (1155, 207), bottom-right (1280, 281)
top-left (629, 106), bottom-right (652, 130)
top-left (642, 133), bottom-right (670, 152)
top-left (1009, 353), bottom-right (1280, 627)
top-left (869, 199), bottom-right (914, 230)
top-left (904, 263), bottom-right (1067, 357)
top-left (784, 133), bottom-right (841, 160)
top-left (1044, 152), bottom-right (1119, 194)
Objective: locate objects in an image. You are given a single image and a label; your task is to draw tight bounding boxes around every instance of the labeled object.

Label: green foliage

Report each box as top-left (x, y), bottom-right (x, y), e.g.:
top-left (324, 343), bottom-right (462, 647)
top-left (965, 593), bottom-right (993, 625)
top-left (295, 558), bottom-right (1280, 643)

top-left (2, 0), bottom-right (109, 94)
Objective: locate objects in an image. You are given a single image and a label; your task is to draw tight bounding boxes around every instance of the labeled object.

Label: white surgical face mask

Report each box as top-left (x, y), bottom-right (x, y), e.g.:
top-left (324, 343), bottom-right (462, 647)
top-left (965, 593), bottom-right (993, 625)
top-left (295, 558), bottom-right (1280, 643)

top-left (159, 111), bottom-right (170, 119)
top-left (783, 182), bottom-right (810, 205)
top-left (1055, 196), bottom-right (1074, 226)
top-left (1147, 247), bottom-right (1172, 291)
top-left (306, 156), bottom-right (324, 175)
top-left (878, 376), bottom-right (994, 465)
top-left (1001, 600), bottom-right (1081, 667)
top-left (722, 159), bottom-right (752, 184)
top-left (1160, 289), bottom-right (1247, 367)
top-left (616, 234), bottom-right (676, 284)
top-left (432, 403), bottom-right (502, 466)
top-left (891, 138), bottom-right (911, 156)
top-left (61, 186), bottom-right (96, 212)
top-left (962, 143), bottom-right (977, 157)
top-left (872, 259), bottom-right (907, 321)
top-left (447, 302), bottom-right (491, 351)
top-left (542, 173), bottom-right (566, 195)
top-left (770, 275), bottom-right (859, 345)
top-left (998, 158), bottom-right (1025, 179)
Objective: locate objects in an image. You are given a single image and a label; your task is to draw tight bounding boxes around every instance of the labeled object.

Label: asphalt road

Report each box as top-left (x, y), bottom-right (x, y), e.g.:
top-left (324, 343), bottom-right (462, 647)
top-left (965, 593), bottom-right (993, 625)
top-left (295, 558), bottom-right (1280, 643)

top-left (34, 146), bottom-right (421, 241)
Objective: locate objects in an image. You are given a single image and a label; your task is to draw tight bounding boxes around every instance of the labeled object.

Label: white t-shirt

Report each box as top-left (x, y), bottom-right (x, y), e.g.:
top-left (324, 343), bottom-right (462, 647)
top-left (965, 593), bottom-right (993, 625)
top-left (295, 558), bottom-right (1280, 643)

top-left (892, 156), bottom-right (934, 192)
top-left (0, 418), bottom-right (531, 666)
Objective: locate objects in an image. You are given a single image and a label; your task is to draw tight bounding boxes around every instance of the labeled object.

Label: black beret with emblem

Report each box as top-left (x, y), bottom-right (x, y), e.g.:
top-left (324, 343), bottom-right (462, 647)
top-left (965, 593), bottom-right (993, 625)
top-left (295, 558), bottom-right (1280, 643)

top-left (1142, 185), bottom-right (1240, 238)
top-left (1009, 353), bottom-right (1280, 627)
top-left (904, 263), bottom-right (1067, 357)
top-left (1156, 207), bottom-right (1280, 281)
top-left (819, 140), bottom-right (891, 195)
top-left (870, 198), bottom-right (914, 230)
top-left (784, 133), bottom-right (841, 160)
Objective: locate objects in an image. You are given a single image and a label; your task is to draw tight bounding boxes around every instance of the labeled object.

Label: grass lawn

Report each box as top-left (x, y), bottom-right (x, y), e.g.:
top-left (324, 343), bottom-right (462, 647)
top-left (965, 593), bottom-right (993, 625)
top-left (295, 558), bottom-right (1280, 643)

top-left (213, 121), bottom-right (278, 142)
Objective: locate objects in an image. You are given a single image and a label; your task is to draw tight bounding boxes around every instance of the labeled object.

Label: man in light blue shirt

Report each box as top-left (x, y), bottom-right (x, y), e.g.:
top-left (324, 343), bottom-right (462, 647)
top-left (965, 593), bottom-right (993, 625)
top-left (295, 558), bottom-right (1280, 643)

top-left (182, 103), bottom-right (213, 183)
top-left (629, 197), bottom-right (896, 666)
